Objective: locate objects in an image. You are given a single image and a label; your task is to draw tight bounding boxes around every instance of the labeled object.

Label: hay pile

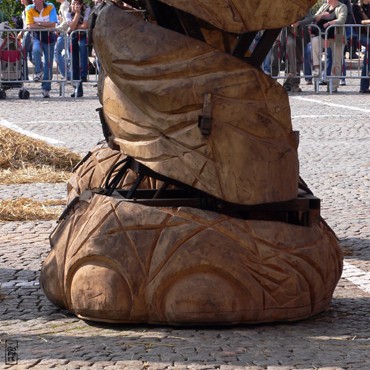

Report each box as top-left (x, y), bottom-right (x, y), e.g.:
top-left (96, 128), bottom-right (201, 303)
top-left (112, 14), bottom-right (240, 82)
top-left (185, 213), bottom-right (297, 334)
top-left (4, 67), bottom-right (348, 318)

top-left (0, 126), bottom-right (82, 221)
top-left (0, 126), bottom-right (81, 184)
top-left (0, 198), bottom-right (65, 221)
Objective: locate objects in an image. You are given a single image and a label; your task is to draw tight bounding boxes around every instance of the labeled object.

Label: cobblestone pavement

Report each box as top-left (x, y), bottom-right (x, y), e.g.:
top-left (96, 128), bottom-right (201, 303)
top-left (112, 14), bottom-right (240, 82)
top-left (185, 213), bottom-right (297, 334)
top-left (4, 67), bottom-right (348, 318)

top-left (0, 80), bottom-right (370, 369)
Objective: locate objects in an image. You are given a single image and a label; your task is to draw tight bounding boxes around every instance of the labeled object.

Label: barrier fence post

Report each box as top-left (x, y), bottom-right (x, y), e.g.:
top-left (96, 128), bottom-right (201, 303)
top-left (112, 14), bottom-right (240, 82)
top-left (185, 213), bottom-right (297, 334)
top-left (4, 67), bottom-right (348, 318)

top-left (2, 24), bottom-right (370, 98)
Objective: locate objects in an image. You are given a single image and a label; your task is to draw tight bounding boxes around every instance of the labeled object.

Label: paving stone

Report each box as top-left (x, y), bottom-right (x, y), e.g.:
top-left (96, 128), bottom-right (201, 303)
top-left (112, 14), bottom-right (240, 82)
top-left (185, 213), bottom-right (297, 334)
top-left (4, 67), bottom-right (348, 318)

top-left (1, 80), bottom-right (370, 369)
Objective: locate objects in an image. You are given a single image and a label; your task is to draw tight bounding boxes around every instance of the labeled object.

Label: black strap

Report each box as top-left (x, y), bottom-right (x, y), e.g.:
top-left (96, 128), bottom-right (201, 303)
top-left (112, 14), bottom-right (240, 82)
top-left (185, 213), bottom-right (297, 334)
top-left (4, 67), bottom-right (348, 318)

top-left (104, 157), bottom-right (132, 196)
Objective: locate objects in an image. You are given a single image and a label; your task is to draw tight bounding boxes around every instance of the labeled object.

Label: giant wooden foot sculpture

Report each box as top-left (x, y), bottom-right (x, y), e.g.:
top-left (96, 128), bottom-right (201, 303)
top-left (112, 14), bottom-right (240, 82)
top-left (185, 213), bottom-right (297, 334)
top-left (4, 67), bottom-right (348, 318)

top-left (41, 0), bottom-right (342, 325)
top-left (41, 190), bottom-right (342, 324)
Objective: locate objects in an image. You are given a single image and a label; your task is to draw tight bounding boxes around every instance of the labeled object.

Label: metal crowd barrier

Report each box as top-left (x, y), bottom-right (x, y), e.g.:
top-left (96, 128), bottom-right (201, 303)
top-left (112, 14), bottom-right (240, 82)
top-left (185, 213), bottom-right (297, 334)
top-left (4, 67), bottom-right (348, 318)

top-left (1, 24), bottom-right (370, 98)
top-left (267, 24), bottom-right (370, 94)
top-left (0, 26), bottom-right (98, 99)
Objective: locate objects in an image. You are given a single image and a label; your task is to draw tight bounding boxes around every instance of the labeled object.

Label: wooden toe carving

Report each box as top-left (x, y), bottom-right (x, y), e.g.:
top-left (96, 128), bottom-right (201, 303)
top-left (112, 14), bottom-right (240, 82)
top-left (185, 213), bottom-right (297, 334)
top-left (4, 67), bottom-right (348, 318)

top-left (41, 192), bottom-right (342, 324)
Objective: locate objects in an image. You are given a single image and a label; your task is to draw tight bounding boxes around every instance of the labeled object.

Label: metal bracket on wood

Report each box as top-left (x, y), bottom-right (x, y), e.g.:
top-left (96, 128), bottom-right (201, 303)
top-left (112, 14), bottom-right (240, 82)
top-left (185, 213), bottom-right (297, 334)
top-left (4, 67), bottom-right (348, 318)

top-left (198, 93), bottom-right (212, 136)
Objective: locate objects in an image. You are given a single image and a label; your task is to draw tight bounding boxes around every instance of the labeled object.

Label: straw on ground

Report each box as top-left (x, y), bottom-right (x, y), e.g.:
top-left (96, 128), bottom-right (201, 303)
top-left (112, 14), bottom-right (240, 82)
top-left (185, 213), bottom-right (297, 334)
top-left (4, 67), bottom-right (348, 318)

top-left (0, 126), bottom-right (81, 184)
top-left (0, 126), bottom-right (81, 220)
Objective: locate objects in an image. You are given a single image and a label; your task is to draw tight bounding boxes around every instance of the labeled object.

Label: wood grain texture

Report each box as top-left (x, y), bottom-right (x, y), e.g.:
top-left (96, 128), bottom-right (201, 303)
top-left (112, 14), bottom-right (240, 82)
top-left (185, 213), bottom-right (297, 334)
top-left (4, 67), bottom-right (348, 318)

top-left (40, 0), bottom-right (342, 325)
top-left (94, 6), bottom-right (300, 205)
top-left (67, 143), bottom-right (159, 205)
top-left (41, 192), bottom-right (342, 324)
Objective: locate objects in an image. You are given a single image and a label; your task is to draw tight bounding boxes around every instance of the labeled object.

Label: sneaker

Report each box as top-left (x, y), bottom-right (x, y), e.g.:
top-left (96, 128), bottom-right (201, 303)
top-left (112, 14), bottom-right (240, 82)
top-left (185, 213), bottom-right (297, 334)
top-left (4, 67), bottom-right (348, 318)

top-left (306, 79), bottom-right (313, 85)
top-left (319, 80), bottom-right (328, 86)
top-left (33, 72), bottom-right (43, 82)
top-left (340, 80), bottom-right (346, 86)
top-left (81, 77), bottom-right (88, 82)
top-left (42, 90), bottom-right (50, 98)
top-left (291, 86), bottom-right (302, 92)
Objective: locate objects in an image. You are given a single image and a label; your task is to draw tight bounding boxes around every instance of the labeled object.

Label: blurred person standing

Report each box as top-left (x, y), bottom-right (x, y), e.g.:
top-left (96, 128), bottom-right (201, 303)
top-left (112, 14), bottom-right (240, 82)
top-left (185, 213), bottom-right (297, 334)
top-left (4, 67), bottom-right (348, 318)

top-left (54, 0), bottom-right (71, 80)
top-left (26, 0), bottom-right (57, 98)
top-left (271, 25), bottom-right (305, 92)
top-left (323, 0), bottom-right (356, 86)
top-left (295, 0), bottom-right (348, 92)
top-left (17, 0), bottom-right (33, 80)
top-left (353, 0), bottom-right (370, 93)
top-left (66, 0), bottom-right (91, 97)
top-left (91, 0), bottom-right (103, 75)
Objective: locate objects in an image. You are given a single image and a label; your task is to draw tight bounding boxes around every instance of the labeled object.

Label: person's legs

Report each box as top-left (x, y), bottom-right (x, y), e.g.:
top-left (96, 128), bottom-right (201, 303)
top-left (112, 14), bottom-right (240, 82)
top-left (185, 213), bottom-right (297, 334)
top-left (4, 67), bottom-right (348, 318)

top-left (318, 47), bottom-right (332, 85)
top-left (71, 33), bottom-right (83, 97)
top-left (360, 34), bottom-right (370, 92)
top-left (304, 42), bottom-right (312, 82)
top-left (25, 32), bottom-right (33, 64)
top-left (286, 34), bottom-right (297, 75)
top-left (54, 34), bottom-right (70, 79)
top-left (325, 47), bottom-right (332, 79)
top-left (350, 28), bottom-right (359, 58)
top-left (346, 26), bottom-right (358, 58)
top-left (360, 58), bottom-right (370, 92)
top-left (32, 37), bottom-right (42, 75)
top-left (71, 34), bottom-right (80, 81)
top-left (363, 34), bottom-right (370, 75)
top-left (270, 39), bottom-right (281, 78)
top-left (21, 32), bottom-right (32, 80)
top-left (340, 27), bottom-right (352, 84)
top-left (79, 33), bottom-right (88, 80)
top-left (341, 54), bottom-right (346, 84)
top-left (311, 36), bottom-right (321, 74)
top-left (285, 33), bottom-right (301, 90)
top-left (329, 37), bottom-right (344, 90)
top-left (263, 49), bottom-right (272, 74)
top-left (41, 41), bottom-right (55, 92)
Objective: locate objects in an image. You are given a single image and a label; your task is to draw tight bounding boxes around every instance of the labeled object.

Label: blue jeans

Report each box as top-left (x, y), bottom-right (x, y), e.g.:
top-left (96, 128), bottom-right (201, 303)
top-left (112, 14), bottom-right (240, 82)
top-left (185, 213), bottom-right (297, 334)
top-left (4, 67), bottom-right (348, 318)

top-left (33, 38), bottom-right (55, 91)
top-left (71, 32), bottom-right (87, 94)
top-left (325, 48), bottom-right (333, 79)
top-left (79, 35), bottom-right (88, 79)
top-left (54, 34), bottom-right (70, 79)
top-left (21, 31), bottom-right (32, 80)
top-left (263, 49), bottom-right (272, 74)
top-left (71, 32), bottom-right (88, 80)
top-left (359, 34), bottom-right (370, 91)
top-left (325, 47), bottom-right (347, 81)
top-left (304, 42), bottom-right (312, 80)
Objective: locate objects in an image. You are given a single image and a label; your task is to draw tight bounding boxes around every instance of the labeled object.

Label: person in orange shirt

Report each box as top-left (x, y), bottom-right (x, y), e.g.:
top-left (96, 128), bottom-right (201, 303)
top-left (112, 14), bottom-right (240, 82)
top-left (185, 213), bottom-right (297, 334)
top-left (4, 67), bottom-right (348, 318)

top-left (26, 0), bottom-right (57, 97)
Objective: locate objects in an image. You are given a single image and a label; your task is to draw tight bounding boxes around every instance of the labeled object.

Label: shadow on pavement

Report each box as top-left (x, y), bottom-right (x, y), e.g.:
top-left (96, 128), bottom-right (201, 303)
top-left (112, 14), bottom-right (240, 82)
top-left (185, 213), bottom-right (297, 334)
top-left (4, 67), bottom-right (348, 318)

top-left (1, 297), bottom-right (369, 368)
